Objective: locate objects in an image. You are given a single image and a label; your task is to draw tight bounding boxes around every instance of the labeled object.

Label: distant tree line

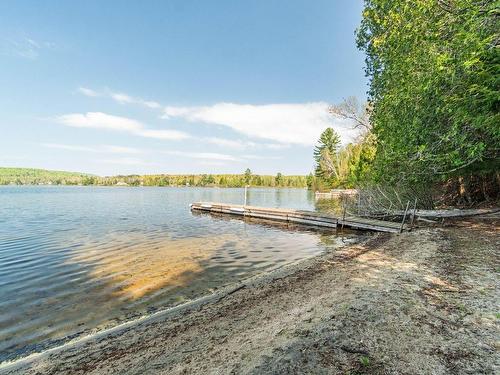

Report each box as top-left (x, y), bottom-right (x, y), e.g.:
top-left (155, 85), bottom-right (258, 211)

top-left (99, 171), bottom-right (308, 188)
top-left (0, 168), bottom-right (89, 186)
top-left (0, 168), bottom-right (310, 188)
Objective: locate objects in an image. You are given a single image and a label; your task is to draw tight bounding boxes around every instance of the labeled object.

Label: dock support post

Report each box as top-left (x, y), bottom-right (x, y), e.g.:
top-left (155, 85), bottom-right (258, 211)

top-left (400, 200), bottom-right (410, 233)
top-left (384, 202), bottom-right (393, 220)
top-left (410, 198), bottom-right (418, 230)
top-left (357, 193), bottom-right (361, 215)
top-left (244, 186), bottom-right (248, 206)
top-left (341, 197), bottom-right (346, 230)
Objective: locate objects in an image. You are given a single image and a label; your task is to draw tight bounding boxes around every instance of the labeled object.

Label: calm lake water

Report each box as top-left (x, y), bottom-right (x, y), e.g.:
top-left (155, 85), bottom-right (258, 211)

top-left (0, 186), bottom-right (360, 362)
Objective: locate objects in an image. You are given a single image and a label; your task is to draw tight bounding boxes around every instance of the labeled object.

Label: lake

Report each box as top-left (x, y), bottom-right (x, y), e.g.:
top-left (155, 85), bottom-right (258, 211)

top-left (0, 186), bottom-right (360, 362)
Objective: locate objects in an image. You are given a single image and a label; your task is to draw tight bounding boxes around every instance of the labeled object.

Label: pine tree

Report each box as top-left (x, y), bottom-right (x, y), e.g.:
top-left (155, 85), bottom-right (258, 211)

top-left (244, 168), bottom-right (252, 185)
top-left (314, 128), bottom-right (340, 179)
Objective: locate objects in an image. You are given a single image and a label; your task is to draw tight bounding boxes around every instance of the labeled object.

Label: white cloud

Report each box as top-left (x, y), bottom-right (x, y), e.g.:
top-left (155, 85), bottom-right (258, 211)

top-left (55, 112), bottom-right (142, 132)
top-left (111, 92), bottom-right (134, 104)
top-left (162, 150), bottom-right (283, 163)
top-left (203, 137), bottom-right (253, 150)
top-left (198, 161), bottom-right (228, 167)
top-left (74, 87), bottom-right (358, 147)
top-left (138, 129), bottom-right (188, 140)
top-left (263, 143), bottom-right (290, 150)
top-left (203, 137), bottom-right (290, 150)
top-left (42, 143), bottom-right (97, 152)
top-left (241, 154), bottom-right (283, 160)
top-left (163, 102), bottom-right (358, 146)
top-left (102, 145), bottom-right (141, 154)
top-left (78, 87), bottom-right (161, 109)
top-left (97, 158), bottom-right (154, 166)
top-left (54, 112), bottom-right (189, 141)
top-left (1, 36), bottom-right (55, 60)
top-left (26, 38), bottom-right (40, 48)
top-left (42, 143), bottom-right (142, 154)
top-left (142, 101), bottom-right (161, 109)
top-left (164, 151), bottom-right (241, 162)
top-left (78, 87), bottom-right (101, 97)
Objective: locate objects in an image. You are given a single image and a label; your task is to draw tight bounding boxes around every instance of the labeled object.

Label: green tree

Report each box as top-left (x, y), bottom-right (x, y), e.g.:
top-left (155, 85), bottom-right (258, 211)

top-left (218, 176), bottom-right (227, 186)
top-left (356, 0), bottom-right (499, 202)
top-left (306, 173), bottom-right (314, 189)
top-left (275, 172), bottom-right (283, 186)
top-left (82, 176), bottom-right (97, 186)
top-left (244, 168), bottom-right (252, 185)
top-left (314, 128), bottom-right (341, 182)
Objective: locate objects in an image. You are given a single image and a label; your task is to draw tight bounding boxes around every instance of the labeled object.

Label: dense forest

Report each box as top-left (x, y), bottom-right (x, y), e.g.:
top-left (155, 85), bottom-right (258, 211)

top-left (313, 0), bottom-right (499, 206)
top-left (0, 168), bottom-right (310, 188)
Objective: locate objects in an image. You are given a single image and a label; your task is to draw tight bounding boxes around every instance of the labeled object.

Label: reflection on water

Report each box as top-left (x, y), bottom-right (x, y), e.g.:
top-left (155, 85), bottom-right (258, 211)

top-left (69, 234), bottom-right (235, 299)
top-left (314, 196), bottom-right (347, 215)
top-left (0, 186), bottom-right (360, 362)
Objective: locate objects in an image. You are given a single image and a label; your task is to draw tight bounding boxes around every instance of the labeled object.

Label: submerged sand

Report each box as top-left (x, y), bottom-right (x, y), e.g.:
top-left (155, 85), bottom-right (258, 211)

top-left (1, 217), bottom-right (498, 374)
top-left (67, 234), bottom-right (235, 299)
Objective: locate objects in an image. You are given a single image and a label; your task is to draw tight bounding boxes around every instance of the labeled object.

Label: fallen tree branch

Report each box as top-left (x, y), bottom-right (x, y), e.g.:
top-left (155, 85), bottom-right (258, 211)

top-left (392, 207), bottom-right (499, 218)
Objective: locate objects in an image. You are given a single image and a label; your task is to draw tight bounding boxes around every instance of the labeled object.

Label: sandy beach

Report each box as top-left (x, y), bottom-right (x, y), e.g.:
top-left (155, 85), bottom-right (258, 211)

top-left (1, 217), bottom-right (498, 375)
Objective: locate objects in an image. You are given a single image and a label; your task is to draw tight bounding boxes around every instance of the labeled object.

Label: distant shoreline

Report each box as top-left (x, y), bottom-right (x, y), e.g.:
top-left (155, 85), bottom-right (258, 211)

top-left (0, 167), bottom-right (311, 188)
top-left (1, 184), bottom-right (310, 189)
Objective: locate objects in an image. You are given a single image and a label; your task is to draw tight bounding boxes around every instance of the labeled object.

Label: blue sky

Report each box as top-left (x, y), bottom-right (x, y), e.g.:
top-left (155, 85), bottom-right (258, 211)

top-left (0, 0), bottom-right (367, 176)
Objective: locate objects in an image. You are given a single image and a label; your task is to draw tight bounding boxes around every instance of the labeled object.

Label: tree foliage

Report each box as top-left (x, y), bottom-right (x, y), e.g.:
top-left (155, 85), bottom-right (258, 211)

top-left (313, 131), bottom-right (376, 190)
top-left (314, 128), bottom-right (341, 179)
top-left (356, 0), bottom-right (499, 190)
top-left (244, 168), bottom-right (252, 185)
top-left (0, 167), bottom-right (90, 185)
top-left (313, 99), bottom-right (377, 189)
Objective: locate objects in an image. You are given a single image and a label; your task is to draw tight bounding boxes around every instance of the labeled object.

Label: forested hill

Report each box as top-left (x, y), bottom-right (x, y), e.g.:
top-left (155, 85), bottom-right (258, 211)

top-left (0, 167), bottom-right (311, 188)
top-left (0, 168), bottom-right (91, 185)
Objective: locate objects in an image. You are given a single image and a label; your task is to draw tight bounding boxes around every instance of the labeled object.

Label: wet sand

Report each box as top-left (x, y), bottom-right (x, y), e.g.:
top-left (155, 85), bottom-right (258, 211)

top-left (1, 218), bottom-right (498, 374)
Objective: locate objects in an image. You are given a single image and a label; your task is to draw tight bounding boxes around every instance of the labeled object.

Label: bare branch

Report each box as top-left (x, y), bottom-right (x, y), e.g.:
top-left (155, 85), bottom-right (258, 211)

top-left (328, 96), bottom-right (372, 131)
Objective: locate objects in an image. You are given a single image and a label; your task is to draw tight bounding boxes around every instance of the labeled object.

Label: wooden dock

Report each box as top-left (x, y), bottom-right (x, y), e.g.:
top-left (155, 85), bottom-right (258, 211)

top-left (190, 202), bottom-right (407, 233)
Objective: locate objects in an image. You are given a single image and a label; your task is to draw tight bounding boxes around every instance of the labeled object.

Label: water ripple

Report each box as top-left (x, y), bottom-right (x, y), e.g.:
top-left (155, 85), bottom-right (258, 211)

top-left (0, 186), bottom-right (360, 362)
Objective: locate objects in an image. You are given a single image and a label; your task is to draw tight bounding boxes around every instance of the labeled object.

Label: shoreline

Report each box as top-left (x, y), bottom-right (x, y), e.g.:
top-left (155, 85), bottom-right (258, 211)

top-left (2, 217), bottom-right (498, 374)
top-left (0, 234), bottom-right (363, 371)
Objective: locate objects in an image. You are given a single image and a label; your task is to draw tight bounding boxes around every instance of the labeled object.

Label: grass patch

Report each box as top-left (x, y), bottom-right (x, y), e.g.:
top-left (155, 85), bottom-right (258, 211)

top-left (360, 356), bottom-right (370, 367)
